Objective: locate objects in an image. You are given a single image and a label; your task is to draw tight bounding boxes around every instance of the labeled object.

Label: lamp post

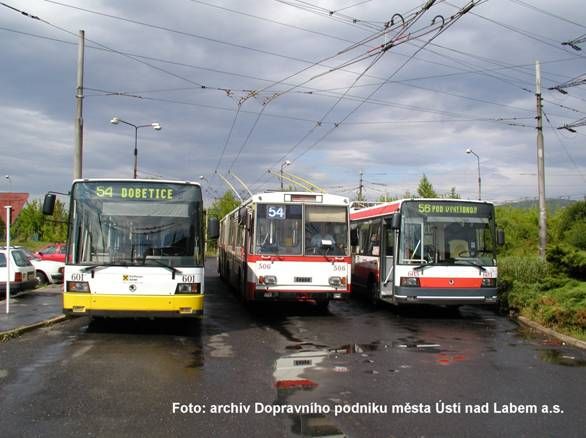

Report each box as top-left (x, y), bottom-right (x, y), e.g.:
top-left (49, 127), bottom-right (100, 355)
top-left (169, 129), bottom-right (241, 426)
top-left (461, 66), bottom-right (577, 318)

top-left (466, 148), bottom-right (481, 200)
top-left (280, 160), bottom-right (292, 190)
top-left (4, 175), bottom-right (11, 191)
top-left (110, 117), bottom-right (161, 179)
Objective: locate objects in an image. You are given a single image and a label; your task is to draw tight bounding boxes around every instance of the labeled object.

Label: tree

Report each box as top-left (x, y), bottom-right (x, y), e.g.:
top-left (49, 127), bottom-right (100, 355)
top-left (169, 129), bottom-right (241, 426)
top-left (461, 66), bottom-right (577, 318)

top-left (11, 199), bottom-right (68, 242)
top-left (444, 187), bottom-right (461, 199)
top-left (377, 193), bottom-right (395, 202)
top-left (555, 200), bottom-right (586, 250)
top-left (207, 191), bottom-right (240, 220)
top-left (416, 174), bottom-right (438, 198)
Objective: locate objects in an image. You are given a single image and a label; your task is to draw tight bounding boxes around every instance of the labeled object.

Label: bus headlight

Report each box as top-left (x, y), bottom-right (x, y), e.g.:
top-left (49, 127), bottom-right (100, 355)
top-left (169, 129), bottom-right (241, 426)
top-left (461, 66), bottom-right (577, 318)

top-left (261, 275), bottom-right (277, 286)
top-left (329, 276), bottom-right (342, 287)
top-left (400, 277), bottom-right (420, 287)
top-left (67, 281), bottom-right (91, 293)
top-left (175, 283), bottom-right (201, 294)
top-left (481, 278), bottom-right (496, 288)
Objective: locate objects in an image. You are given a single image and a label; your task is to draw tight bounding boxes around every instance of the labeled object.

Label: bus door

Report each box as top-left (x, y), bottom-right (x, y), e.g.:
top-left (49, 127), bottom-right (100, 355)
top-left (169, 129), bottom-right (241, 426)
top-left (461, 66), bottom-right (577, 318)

top-left (380, 217), bottom-right (396, 298)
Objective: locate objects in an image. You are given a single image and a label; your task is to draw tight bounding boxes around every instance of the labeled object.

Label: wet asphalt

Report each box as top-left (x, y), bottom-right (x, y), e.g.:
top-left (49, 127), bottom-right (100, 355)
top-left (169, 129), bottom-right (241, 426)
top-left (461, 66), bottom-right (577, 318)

top-left (0, 258), bottom-right (585, 438)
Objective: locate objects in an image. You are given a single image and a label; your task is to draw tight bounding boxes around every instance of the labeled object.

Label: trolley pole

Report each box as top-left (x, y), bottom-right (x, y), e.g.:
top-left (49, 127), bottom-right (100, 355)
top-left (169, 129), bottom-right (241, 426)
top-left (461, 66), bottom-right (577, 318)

top-left (73, 30), bottom-right (85, 180)
top-left (536, 60), bottom-right (547, 260)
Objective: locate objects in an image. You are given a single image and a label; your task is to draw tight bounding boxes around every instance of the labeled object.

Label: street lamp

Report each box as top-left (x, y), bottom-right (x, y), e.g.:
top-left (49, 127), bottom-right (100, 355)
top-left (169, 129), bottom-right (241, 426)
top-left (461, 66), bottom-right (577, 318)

top-left (280, 160), bottom-right (292, 190)
top-left (4, 175), bottom-right (11, 190)
top-left (110, 117), bottom-right (162, 179)
top-left (465, 148), bottom-right (481, 200)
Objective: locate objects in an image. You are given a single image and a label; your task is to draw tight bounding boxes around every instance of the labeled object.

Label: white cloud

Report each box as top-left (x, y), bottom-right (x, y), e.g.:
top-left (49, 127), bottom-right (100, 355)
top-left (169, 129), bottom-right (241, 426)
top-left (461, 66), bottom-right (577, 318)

top-left (0, 0), bottom-right (584, 204)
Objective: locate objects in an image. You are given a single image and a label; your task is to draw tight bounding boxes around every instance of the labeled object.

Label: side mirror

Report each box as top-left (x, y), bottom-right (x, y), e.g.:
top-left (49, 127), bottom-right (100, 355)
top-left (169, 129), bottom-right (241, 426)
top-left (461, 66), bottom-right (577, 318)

top-left (391, 214), bottom-right (401, 229)
top-left (496, 228), bottom-right (505, 246)
top-left (43, 193), bottom-right (56, 215)
top-left (350, 228), bottom-right (359, 246)
top-left (207, 217), bottom-right (219, 240)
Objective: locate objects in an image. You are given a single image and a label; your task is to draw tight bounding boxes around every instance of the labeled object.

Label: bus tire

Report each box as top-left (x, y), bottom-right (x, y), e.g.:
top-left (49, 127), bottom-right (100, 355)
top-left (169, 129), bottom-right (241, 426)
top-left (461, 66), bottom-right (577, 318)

top-left (367, 278), bottom-right (379, 306)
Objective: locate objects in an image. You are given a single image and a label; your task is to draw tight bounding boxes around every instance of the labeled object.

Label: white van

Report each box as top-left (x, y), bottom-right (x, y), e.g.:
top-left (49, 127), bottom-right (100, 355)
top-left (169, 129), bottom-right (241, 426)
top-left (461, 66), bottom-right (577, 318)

top-left (0, 247), bottom-right (37, 297)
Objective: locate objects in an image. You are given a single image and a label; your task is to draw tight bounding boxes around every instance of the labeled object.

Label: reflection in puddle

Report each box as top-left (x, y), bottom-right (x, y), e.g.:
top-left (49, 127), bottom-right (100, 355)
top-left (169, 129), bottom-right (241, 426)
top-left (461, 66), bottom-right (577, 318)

top-left (292, 414), bottom-right (346, 438)
top-left (539, 349), bottom-right (586, 367)
top-left (273, 347), bottom-right (347, 437)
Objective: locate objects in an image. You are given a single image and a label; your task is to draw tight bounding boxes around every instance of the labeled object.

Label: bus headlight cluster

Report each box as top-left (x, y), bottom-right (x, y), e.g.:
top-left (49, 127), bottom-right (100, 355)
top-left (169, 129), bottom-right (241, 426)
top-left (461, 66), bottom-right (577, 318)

top-left (481, 278), bottom-right (496, 288)
top-left (67, 281), bottom-right (91, 293)
top-left (175, 283), bottom-right (201, 294)
top-left (259, 275), bottom-right (277, 285)
top-left (400, 277), bottom-right (420, 287)
top-left (329, 276), bottom-right (346, 287)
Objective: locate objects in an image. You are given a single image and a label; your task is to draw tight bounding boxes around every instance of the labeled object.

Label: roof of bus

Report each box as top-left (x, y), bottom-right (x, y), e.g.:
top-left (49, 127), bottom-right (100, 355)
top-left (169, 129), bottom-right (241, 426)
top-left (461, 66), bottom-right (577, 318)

top-left (72, 178), bottom-right (201, 187)
top-left (221, 191), bottom-right (350, 221)
top-left (349, 198), bottom-right (495, 221)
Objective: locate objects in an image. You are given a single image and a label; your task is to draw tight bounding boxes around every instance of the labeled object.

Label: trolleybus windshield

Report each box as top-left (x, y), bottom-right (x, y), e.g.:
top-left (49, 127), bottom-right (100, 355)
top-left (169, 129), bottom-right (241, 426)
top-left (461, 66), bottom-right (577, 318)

top-left (254, 204), bottom-right (348, 256)
top-left (398, 201), bottom-right (496, 267)
top-left (68, 181), bottom-right (204, 267)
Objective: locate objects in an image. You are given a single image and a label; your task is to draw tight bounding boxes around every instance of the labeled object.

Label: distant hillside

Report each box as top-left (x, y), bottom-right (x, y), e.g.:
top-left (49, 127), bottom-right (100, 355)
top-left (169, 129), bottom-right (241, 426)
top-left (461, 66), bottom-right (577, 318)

top-left (497, 198), bottom-right (577, 212)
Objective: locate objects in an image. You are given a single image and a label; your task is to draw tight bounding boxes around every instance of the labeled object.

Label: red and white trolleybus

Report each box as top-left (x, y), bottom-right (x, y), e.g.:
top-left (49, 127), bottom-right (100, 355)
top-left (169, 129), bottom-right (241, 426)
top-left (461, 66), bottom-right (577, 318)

top-left (350, 198), bottom-right (504, 306)
top-left (218, 192), bottom-right (351, 308)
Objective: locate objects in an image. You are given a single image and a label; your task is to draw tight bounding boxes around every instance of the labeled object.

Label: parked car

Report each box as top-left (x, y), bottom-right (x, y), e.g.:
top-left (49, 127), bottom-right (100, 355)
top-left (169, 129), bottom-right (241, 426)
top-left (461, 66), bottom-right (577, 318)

top-left (0, 247), bottom-right (37, 297)
top-left (20, 248), bottom-right (64, 285)
top-left (34, 243), bottom-right (67, 262)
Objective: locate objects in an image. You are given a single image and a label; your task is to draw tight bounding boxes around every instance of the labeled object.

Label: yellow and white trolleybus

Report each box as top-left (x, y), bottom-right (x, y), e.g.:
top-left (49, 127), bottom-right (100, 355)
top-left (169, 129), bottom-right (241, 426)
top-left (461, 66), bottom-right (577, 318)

top-left (45, 179), bottom-right (211, 318)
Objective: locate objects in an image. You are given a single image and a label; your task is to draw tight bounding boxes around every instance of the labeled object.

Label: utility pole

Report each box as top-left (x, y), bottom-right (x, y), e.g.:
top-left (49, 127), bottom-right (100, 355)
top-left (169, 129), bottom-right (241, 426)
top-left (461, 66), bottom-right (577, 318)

top-left (536, 60), bottom-right (547, 260)
top-left (358, 170), bottom-right (364, 201)
top-left (73, 30), bottom-right (85, 180)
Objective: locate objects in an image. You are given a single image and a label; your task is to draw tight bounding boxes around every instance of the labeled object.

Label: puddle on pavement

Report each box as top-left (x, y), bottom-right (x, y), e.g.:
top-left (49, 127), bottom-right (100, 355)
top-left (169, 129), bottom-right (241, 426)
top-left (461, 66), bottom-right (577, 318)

top-left (291, 414), bottom-right (346, 437)
top-left (273, 347), bottom-right (347, 437)
top-left (539, 349), bottom-right (586, 367)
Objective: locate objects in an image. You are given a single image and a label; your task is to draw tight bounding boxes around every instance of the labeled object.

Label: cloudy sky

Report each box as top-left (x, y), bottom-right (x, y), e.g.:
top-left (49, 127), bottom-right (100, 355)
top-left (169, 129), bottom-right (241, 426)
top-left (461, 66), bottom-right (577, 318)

top-left (1, 0), bottom-right (585, 204)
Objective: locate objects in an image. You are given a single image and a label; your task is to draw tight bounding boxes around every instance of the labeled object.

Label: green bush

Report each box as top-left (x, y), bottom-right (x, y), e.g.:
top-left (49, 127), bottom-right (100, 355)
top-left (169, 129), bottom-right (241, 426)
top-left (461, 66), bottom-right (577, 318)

top-left (507, 279), bottom-right (586, 339)
top-left (547, 245), bottom-right (586, 280)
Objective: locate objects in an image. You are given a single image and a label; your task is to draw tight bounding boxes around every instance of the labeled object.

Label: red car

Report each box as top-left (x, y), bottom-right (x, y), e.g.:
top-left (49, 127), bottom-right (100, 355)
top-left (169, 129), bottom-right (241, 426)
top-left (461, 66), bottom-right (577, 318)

top-left (35, 243), bottom-right (67, 262)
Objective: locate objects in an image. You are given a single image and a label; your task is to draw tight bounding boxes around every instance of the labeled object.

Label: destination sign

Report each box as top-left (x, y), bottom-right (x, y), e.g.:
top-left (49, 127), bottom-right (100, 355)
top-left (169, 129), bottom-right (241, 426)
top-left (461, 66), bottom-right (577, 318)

top-left (73, 181), bottom-right (202, 203)
top-left (95, 186), bottom-right (174, 200)
top-left (404, 201), bottom-right (492, 218)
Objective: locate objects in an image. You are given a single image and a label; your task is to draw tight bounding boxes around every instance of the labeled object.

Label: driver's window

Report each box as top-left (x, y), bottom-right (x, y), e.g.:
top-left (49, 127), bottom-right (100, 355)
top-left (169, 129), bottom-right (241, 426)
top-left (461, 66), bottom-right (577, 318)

top-left (402, 220), bottom-right (423, 263)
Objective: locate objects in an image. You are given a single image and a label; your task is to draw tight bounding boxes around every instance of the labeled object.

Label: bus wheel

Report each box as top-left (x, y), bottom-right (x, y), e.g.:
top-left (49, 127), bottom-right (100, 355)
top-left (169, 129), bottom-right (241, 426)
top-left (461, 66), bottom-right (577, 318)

top-left (367, 280), bottom-right (379, 307)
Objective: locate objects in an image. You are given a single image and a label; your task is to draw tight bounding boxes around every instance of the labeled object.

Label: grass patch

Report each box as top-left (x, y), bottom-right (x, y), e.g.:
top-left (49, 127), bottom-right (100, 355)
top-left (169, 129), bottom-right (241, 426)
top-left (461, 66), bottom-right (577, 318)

top-left (505, 278), bottom-right (586, 341)
top-left (498, 256), bottom-right (586, 341)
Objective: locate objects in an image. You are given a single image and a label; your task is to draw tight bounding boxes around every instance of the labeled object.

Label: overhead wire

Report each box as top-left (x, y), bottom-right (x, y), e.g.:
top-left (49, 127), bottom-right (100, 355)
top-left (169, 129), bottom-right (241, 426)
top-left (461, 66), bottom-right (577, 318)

top-left (251, 0), bottom-right (484, 191)
top-left (290, 1), bottom-right (484, 163)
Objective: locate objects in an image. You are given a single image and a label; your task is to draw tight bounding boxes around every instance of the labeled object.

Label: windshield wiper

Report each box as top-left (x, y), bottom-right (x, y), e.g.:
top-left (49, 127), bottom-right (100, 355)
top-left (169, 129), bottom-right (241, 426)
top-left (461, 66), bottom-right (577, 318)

top-left (453, 259), bottom-right (486, 272)
top-left (79, 262), bottom-right (128, 272)
top-left (413, 261), bottom-right (444, 271)
top-left (146, 258), bottom-right (182, 279)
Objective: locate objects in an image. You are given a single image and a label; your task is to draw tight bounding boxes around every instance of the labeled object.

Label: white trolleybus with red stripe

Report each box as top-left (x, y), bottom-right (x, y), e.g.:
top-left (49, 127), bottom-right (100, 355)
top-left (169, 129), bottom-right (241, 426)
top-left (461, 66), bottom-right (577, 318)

top-left (350, 198), bottom-right (504, 306)
top-left (218, 192), bottom-right (351, 309)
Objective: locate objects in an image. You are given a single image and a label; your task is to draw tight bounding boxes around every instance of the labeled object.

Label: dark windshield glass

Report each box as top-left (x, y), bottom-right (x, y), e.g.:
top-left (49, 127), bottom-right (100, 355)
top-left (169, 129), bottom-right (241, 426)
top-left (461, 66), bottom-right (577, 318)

top-left (399, 201), bottom-right (496, 266)
top-left (255, 204), bottom-right (303, 255)
top-left (68, 182), bottom-right (204, 267)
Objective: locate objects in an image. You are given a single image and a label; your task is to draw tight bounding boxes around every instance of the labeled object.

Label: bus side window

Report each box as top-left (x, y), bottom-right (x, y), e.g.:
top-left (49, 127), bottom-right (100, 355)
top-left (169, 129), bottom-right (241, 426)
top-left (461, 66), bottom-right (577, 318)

top-left (385, 228), bottom-right (394, 256)
top-left (367, 222), bottom-right (380, 256)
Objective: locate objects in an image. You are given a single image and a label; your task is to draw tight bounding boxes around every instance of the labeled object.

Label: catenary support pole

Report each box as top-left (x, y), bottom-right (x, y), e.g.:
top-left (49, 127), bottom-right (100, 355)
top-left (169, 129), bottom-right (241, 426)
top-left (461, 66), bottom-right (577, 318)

top-left (536, 60), bottom-right (547, 260)
top-left (73, 30), bottom-right (85, 179)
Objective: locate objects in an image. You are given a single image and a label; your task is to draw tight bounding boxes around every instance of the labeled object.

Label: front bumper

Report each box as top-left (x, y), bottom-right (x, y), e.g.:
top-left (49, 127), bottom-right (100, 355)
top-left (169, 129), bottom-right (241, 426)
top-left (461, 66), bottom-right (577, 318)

top-left (393, 287), bottom-right (498, 305)
top-left (252, 289), bottom-right (350, 302)
top-left (63, 293), bottom-right (204, 318)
